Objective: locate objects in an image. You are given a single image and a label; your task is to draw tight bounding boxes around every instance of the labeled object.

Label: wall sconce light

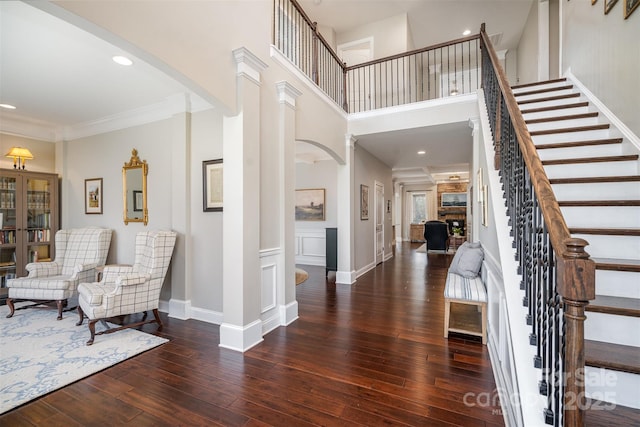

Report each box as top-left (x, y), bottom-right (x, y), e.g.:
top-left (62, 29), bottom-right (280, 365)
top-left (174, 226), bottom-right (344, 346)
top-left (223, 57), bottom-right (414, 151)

top-left (5, 147), bottom-right (34, 169)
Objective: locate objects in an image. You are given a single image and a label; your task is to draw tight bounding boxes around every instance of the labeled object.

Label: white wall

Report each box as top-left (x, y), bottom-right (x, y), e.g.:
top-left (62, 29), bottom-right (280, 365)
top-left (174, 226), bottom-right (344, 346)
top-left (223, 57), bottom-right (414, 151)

top-left (336, 13), bottom-right (411, 60)
top-left (562, 0), bottom-right (640, 137)
top-left (354, 145), bottom-right (393, 274)
top-left (516, 0), bottom-right (539, 85)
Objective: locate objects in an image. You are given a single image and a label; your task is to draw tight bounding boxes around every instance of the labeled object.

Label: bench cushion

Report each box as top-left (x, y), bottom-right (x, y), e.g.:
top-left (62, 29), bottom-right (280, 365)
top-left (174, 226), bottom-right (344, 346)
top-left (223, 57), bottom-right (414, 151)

top-left (444, 273), bottom-right (487, 303)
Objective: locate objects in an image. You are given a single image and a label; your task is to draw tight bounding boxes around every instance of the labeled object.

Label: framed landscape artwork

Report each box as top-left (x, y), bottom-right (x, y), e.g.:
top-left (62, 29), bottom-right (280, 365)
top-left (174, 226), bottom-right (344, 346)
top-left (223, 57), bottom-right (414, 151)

top-left (84, 178), bottom-right (102, 214)
top-left (295, 188), bottom-right (325, 221)
top-left (441, 192), bottom-right (467, 208)
top-left (626, 0), bottom-right (639, 18)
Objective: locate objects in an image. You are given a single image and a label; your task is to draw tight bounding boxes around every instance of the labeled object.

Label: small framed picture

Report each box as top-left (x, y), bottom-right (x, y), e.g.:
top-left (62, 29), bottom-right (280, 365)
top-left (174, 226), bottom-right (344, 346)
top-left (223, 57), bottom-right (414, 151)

top-left (360, 184), bottom-right (369, 220)
top-left (604, 0), bottom-right (619, 14)
top-left (203, 159), bottom-right (223, 212)
top-left (625, 0), bottom-right (639, 18)
top-left (133, 190), bottom-right (143, 212)
top-left (85, 178), bottom-right (103, 214)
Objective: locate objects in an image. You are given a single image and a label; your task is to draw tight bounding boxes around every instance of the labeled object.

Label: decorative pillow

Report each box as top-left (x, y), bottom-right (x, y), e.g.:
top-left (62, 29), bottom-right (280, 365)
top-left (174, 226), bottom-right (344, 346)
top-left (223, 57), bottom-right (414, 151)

top-left (448, 241), bottom-right (484, 278)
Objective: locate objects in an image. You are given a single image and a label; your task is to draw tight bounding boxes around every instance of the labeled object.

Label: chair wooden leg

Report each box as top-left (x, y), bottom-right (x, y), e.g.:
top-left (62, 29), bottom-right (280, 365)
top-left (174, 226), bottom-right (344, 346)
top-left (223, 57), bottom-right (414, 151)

top-left (152, 309), bottom-right (163, 330)
top-left (86, 319), bottom-right (98, 346)
top-left (56, 300), bottom-right (63, 320)
top-left (6, 298), bottom-right (15, 318)
top-left (481, 303), bottom-right (487, 345)
top-left (76, 305), bottom-right (85, 326)
top-left (444, 299), bottom-right (451, 338)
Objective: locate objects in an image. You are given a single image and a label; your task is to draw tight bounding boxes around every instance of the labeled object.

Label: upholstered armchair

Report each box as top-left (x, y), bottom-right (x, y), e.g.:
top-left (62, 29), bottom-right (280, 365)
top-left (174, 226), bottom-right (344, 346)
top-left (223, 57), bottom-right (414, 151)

top-left (6, 227), bottom-right (113, 320)
top-left (424, 220), bottom-right (450, 252)
top-left (76, 230), bottom-right (177, 345)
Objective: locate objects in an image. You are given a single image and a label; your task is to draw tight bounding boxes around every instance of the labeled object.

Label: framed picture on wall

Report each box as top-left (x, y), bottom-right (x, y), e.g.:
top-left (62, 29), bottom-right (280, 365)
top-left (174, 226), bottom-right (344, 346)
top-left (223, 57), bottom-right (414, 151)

top-left (84, 178), bottom-right (103, 214)
top-left (604, 0), bottom-right (619, 14)
top-left (625, 0), bottom-right (639, 18)
top-left (360, 184), bottom-right (369, 220)
top-left (203, 159), bottom-right (223, 212)
top-left (295, 188), bottom-right (325, 221)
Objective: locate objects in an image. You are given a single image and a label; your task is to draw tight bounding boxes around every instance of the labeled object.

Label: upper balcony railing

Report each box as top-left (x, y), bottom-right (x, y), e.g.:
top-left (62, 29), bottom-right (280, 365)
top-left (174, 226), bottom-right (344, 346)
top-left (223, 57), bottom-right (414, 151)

top-left (273, 0), bottom-right (480, 113)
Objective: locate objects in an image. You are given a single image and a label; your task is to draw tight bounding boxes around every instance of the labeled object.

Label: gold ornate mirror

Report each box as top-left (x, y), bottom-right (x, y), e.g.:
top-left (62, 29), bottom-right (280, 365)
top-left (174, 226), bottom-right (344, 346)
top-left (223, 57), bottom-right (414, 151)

top-left (123, 149), bottom-right (148, 225)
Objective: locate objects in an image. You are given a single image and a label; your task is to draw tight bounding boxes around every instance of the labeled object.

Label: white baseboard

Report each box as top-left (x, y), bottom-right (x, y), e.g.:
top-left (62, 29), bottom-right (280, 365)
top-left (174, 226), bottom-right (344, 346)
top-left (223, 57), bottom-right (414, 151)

top-left (280, 301), bottom-right (299, 326)
top-left (219, 319), bottom-right (264, 352)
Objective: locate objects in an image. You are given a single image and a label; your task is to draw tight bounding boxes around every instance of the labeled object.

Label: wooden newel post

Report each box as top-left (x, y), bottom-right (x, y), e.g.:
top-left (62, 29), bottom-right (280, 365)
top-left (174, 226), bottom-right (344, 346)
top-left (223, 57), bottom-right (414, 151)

top-left (556, 238), bottom-right (596, 427)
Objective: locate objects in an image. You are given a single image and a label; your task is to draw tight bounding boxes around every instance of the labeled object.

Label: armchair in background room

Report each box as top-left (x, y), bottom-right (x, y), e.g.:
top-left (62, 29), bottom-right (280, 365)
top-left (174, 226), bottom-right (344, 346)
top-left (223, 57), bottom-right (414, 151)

top-left (6, 227), bottom-right (113, 320)
top-left (424, 220), bottom-right (450, 252)
top-left (76, 230), bottom-right (177, 345)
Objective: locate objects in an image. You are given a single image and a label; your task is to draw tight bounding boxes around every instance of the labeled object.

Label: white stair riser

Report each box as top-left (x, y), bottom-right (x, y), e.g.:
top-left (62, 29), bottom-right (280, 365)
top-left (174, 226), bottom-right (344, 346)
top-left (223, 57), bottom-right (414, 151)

top-left (512, 81), bottom-right (570, 94)
top-left (585, 367), bottom-right (640, 409)
top-left (552, 181), bottom-right (640, 201)
top-left (515, 89), bottom-right (576, 102)
top-left (526, 117), bottom-right (601, 132)
top-left (596, 270), bottom-right (640, 299)
top-left (522, 105), bottom-right (591, 121)
top-left (532, 129), bottom-right (611, 145)
top-left (585, 311), bottom-right (640, 347)
top-left (560, 206), bottom-right (640, 228)
top-left (517, 96), bottom-right (584, 110)
top-left (544, 161), bottom-right (637, 178)
top-left (572, 234), bottom-right (640, 259)
top-left (538, 144), bottom-right (621, 161)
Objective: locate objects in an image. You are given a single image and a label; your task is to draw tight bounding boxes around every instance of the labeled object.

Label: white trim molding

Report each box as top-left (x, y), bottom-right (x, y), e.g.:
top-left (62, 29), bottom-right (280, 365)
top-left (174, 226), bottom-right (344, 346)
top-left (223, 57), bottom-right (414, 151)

top-left (219, 319), bottom-right (264, 352)
top-left (233, 47), bottom-right (268, 85)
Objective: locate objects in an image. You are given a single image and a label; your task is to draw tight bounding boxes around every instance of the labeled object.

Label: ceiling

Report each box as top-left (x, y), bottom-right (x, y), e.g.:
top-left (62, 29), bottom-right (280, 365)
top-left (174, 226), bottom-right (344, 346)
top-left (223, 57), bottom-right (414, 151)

top-left (0, 0), bottom-right (533, 184)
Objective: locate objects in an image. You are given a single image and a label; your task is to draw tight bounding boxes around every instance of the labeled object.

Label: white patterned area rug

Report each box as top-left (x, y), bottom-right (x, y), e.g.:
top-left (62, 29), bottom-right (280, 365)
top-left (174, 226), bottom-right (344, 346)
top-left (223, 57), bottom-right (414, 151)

top-left (0, 305), bottom-right (168, 414)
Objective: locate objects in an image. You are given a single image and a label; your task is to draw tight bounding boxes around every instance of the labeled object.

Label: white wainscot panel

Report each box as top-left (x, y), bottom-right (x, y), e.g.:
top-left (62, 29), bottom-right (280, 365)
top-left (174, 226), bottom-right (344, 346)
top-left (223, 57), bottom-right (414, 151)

top-left (295, 229), bottom-right (326, 266)
top-left (261, 262), bottom-right (277, 313)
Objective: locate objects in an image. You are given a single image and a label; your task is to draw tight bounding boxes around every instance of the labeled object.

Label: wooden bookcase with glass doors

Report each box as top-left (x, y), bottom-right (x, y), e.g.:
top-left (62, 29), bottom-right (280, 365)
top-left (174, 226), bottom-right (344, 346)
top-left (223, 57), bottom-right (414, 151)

top-left (0, 169), bottom-right (59, 303)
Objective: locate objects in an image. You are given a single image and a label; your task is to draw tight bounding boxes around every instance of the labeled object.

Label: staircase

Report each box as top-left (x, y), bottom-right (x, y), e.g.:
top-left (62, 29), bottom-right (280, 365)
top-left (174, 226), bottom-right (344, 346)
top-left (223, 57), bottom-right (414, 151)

top-left (512, 77), bottom-right (640, 424)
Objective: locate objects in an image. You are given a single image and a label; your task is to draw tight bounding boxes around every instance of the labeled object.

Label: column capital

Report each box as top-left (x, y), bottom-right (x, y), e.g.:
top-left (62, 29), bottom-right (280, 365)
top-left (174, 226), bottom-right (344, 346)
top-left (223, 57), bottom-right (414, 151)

top-left (345, 134), bottom-right (357, 149)
top-left (233, 47), bottom-right (268, 85)
top-left (275, 81), bottom-right (302, 108)
top-left (468, 118), bottom-right (480, 136)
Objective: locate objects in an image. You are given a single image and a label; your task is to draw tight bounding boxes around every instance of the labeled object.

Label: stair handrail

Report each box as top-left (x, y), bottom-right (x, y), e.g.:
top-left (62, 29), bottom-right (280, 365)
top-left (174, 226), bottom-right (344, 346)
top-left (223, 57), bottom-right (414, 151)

top-left (480, 23), bottom-right (595, 426)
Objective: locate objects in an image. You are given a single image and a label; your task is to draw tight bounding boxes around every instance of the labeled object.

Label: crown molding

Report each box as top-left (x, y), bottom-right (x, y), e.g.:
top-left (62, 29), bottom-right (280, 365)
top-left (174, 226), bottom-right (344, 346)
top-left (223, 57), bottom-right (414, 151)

top-left (0, 93), bottom-right (211, 142)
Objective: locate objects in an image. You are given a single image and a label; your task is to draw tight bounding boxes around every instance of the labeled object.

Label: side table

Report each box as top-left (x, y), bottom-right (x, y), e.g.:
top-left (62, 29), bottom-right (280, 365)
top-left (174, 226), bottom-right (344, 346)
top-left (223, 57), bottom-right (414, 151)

top-left (449, 235), bottom-right (466, 251)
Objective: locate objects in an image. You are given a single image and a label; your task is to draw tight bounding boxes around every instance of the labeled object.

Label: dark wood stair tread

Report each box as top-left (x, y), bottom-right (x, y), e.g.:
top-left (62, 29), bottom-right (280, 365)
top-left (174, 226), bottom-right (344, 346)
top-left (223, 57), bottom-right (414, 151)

top-left (570, 228), bottom-right (640, 236)
top-left (520, 101), bottom-right (589, 114)
top-left (559, 200), bottom-right (640, 207)
top-left (586, 295), bottom-right (640, 317)
top-left (530, 123), bottom-right (610, 136)
top-left (543, 155), bottom-right (639, 165)
top-left (511, 77), bottom-right (566, 90)
top-left (550, 175), bottom-right (640, 184)
top-left (517, 92), bottom-right (580, 105)
top-left (525, 112), bottom-right (598, 125)
top-left (593, 257), bottom-right (640, 272)
top-left (586, 401), bottom-right (640, 427)
top-left (513, 84), bottom-right (573, 97)
top-left (536, 138), bottom-right (622, 150)
top-left (585, 340), bottom-right (640, 374)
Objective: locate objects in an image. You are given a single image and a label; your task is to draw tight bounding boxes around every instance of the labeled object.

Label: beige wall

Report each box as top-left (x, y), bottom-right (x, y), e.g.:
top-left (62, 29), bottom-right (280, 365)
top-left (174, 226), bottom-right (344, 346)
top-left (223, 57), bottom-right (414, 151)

top-left (516, 0), bottom-right (539, 85)
top-left (336, 13), bottom-right (411, 59)
top-left (562, 0), bottom-right (640, 137)
top-left (0, 134), bottom-right (55, 173)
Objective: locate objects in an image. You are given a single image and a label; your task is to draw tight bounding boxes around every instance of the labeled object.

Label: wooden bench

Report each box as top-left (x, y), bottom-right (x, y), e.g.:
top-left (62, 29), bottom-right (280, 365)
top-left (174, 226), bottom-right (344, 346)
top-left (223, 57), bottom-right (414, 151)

top-left (444, 272), bottom-right (487, 344)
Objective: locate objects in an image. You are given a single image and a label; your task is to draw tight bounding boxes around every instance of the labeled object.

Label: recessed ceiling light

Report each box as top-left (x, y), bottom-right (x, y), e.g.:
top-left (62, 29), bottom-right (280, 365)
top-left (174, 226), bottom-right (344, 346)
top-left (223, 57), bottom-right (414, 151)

top-left (112, 55), bottom-right (133, 66)
top-left (463, 29), bottom-right (471, 36)
top-left (0, 104), bottom-right (16, 110)
top-left (417, 150), bottom-right (426, 155)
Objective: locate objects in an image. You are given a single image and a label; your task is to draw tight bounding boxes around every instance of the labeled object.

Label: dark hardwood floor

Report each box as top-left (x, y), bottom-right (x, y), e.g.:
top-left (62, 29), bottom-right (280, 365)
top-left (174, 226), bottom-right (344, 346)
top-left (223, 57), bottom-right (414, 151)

top-left (1, 242), bottom-right (505, 426)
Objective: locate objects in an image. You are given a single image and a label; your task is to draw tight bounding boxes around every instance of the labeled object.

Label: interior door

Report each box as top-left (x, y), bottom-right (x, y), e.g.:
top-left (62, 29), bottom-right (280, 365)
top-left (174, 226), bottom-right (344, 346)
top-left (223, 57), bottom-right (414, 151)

top-left (375, 182), bottom-right (384, 265)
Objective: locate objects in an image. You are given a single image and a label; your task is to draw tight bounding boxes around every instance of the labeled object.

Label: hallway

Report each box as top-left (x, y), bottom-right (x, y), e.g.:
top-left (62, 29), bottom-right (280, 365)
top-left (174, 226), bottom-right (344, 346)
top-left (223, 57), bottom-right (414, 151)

top-left (1, 242), bottom-right (503, 426)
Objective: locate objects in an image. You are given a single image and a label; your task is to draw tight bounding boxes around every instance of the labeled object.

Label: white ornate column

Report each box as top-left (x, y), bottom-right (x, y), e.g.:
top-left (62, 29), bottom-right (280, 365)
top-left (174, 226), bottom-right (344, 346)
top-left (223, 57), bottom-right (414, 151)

top-left (336, 135), bottom-right (356, 285)
top-left (220, 47), bottom-right (267, 352)
top-left (276, 81), bottom-right (302, 326)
